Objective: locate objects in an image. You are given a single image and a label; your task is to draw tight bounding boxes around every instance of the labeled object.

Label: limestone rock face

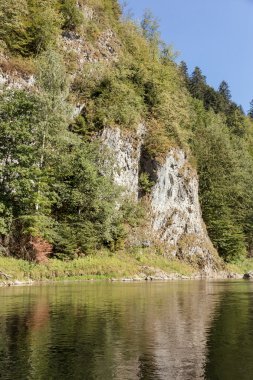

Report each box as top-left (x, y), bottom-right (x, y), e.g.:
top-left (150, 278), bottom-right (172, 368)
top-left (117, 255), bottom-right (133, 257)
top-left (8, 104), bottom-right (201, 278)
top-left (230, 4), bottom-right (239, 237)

top-left (0, 58), bottom-right (35, 91)
top-left (101, 126), bottom-right (219, 269)
top-left (101, 125), bottom-right (145, 200)
top-left (150, 149), bottom-right (212, 256)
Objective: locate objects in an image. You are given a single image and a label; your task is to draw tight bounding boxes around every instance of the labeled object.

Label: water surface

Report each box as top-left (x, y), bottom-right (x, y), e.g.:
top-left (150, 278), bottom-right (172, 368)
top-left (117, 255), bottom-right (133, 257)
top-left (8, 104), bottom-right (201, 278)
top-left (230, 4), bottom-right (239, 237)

top-left (0, 280), bottom-right (252, 379)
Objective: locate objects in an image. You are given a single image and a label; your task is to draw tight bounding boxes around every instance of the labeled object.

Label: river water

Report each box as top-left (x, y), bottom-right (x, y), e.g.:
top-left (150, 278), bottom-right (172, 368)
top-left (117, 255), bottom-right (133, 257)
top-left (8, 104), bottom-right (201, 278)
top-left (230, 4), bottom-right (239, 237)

top-left (0, 280), bottom-right (252, 380)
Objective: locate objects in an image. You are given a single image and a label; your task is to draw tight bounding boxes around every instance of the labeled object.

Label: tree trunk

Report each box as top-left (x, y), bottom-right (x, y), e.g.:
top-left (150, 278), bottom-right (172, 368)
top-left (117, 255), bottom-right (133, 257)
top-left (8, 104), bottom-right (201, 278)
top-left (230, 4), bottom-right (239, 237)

top-left (0, 270), bottom-right (12, 280)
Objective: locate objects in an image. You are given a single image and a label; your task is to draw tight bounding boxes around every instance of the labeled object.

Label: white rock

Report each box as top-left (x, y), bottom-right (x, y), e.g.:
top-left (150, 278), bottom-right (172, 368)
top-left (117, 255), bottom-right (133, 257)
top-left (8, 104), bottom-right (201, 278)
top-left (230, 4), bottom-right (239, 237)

top-left (101, 126), bottom-right (218, 268)
top-left (101, 125), bottom-right (145, 200)
top-left (150, 148), bottom-right (213, 258)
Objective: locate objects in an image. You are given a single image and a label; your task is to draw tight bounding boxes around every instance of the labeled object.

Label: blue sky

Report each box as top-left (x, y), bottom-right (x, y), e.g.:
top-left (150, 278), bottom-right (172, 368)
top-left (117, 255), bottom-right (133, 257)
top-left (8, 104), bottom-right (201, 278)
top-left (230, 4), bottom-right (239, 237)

top-left (122, 0), bottom-right (253, 112)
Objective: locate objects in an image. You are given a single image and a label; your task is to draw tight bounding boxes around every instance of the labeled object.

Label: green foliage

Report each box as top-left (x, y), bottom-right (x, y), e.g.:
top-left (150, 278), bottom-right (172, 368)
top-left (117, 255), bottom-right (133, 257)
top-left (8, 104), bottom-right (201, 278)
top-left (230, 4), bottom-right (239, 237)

top-left (219, 80), bottom-right (231, 102)
top-left (74, 60), bottom-right (147, 130)
top-left (248, 99), bottom-right (253, 119)
top-left (0, 0), bottom-right (62, 55)
top-left (0, 0), bottom-right (31, 55)
top-left (0, 86), bottom-right (130, 258)
top-left (0, 47), bottom-right (133, 259)
top-left (27, 0), bottom-right (63, 54)
top-left (139, 173), bottom-right (154, 194)
top-left (37, 49), bottom-right (69, 100)
top-left (0, 90), bottom-right (58, 238)
top-left (226, 104), bottom-right (248, 137)
top-left (140, 8), bottom-right (160, 54)
top-left (90, 74), bottom-right (145, 128)
top-left (52, 141), bottom-right (123, 255)
top-left (191, 102), bottom-right (253, 261)
top-left (1, 0), bottom-right (253, 266)
top-left (178, 61), bottom-right (189, 86)
top-left (60, 0), bottom-right (84, 31)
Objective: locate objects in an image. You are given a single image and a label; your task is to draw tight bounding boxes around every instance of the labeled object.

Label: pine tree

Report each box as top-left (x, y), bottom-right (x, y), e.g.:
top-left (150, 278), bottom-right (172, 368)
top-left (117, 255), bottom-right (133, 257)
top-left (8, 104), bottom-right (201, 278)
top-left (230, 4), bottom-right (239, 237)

top-left (218, 80), bottom-right (231, 101)
top-left (203, 86), bottom-right (220, 112)
top-left (178, 61), bottom-right (190, 89)
top-left (179, 61), bottom-right (189, 79)
top-left (248, 99), bottom-right (253, 119)
top-left (189, 67), bottom-right (207, 100)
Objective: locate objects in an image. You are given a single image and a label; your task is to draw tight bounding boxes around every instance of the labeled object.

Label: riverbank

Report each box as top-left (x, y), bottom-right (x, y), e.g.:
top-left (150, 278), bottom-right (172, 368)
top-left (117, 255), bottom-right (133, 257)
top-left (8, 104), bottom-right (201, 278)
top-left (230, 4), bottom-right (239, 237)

top-left (1, 251), bottom-right (253, 286)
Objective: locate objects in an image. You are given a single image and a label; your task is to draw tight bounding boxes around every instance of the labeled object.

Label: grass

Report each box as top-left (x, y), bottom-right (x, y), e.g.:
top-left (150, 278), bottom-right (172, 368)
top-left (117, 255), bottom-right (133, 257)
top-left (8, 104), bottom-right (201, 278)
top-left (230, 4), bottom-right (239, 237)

top-left (225, 258), bottom-right (253, 274)
top-left (0, 250), bottom-right (197, 283)
top-left (1, 251), bottom-right (252, 285)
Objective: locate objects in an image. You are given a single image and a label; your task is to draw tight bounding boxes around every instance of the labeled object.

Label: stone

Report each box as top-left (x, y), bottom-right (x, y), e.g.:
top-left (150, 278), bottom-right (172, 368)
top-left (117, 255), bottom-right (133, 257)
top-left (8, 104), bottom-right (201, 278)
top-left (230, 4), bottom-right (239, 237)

top-left (101, 125), bottom-right (219, 270)
top-left (101, 125), bottom-right (145, 200)
top-left (243, 271), bottom-right (253, 279)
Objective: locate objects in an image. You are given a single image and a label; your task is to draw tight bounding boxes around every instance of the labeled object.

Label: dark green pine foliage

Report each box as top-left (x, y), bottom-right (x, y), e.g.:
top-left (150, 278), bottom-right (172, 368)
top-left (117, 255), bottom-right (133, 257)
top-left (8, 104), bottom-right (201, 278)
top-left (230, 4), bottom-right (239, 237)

top-left (178, 61), bottom-right (190, 89)
top-left (189, 67), bottom-right (207, 101)
top-left (203, 85), bottom-right (221, 112)
top-left (191, 101), bottom-right (253, 262)
top-left (179, 61), bottom-right (189, 79)
top-left (217, 80), bottom-right (232, 115)
top-left (218, 80), bottom-right (231, 101)
top-left (248, 99), bottom-right (253, 119)
top-left (226, 103), bottom-right (247, 137)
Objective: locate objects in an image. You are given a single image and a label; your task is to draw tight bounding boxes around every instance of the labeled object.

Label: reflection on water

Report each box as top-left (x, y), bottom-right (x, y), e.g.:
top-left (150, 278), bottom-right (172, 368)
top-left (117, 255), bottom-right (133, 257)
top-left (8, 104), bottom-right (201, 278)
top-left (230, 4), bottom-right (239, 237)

top-left (205, 281), bottom-right (253, 380)
top-left (0, 280), bottom-right (252, 379)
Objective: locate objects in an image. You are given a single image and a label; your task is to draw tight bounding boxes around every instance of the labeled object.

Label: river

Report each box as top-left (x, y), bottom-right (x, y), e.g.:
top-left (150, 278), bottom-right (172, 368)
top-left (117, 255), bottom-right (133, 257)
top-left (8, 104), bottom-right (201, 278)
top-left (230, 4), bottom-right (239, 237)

top-left (0, 280), bottom-right (252, 379)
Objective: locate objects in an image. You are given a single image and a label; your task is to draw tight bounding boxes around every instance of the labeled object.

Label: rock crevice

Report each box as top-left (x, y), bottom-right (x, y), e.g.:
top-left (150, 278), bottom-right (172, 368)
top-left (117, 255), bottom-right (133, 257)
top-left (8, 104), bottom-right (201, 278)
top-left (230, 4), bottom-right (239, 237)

top-left (101, 125), bottom-right (219, 269)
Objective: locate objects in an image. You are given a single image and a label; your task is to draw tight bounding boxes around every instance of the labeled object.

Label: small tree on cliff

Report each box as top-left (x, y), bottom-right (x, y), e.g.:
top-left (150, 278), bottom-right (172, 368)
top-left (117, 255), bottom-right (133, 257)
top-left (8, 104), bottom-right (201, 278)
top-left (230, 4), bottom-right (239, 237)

top-left (141, 9), bottom-right (160, 59)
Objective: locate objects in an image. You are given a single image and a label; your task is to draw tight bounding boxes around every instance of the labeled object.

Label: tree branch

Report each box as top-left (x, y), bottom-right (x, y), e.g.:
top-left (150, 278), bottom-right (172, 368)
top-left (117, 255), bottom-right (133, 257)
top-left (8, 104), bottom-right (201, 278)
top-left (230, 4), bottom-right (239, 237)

top-left (0, 271), bottom-right (12, 280)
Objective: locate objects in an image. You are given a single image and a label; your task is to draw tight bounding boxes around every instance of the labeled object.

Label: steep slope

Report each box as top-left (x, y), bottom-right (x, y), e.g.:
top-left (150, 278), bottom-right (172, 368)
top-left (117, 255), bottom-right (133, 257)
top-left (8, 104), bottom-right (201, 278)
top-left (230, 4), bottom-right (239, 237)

top-left (101, 126), bottom-right (219, 270)
top-left (0, 0), bottom-right (252, 269)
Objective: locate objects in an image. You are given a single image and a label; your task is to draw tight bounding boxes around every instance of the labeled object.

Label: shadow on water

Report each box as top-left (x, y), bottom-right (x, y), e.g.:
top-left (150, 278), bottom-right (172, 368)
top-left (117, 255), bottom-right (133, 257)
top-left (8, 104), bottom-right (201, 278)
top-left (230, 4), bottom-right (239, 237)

top-left (0, 280), bottom-right (252, 379)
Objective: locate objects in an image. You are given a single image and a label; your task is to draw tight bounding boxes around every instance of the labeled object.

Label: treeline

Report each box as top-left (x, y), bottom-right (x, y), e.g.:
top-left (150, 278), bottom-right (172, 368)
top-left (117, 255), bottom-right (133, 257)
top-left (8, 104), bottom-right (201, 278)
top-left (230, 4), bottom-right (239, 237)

top-left (178, 62), bottom-right (253, 261)
top-left (0, 49), bottom-right (143, 261)
top-left (180, 63), bottom-right (248, 136)
top-left (0, 0), bottom-right (253, 263)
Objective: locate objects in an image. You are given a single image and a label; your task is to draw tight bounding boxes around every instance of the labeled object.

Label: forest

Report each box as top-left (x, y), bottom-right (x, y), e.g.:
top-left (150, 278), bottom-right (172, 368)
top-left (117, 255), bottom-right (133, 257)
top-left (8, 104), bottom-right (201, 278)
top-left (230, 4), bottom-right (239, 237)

top-left (0, 0), bottom-right (253, 265)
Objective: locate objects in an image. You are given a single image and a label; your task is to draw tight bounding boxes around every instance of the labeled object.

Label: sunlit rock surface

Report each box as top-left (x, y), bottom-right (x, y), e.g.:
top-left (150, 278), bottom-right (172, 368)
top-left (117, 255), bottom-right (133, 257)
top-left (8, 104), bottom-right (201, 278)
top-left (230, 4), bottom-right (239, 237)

top-left (101, 126), bottom-right (218, 268)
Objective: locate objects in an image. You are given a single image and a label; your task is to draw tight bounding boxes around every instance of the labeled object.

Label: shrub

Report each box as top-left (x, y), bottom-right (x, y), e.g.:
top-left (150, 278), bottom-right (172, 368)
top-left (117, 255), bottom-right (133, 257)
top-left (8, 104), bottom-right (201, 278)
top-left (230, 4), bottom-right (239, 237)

top-left (60, 0), bottom-right (84, 31)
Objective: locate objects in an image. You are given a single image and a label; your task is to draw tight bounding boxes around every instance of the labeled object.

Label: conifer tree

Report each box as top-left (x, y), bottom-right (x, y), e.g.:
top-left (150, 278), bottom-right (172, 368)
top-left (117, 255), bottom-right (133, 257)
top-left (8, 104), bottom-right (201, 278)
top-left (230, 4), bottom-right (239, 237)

top-left (218, 80), bottom-right (231, 101)
top-left (179, 61), bottom-right (189, 79)
top-left (189, 67), bottom-right (207, 100)
top-left (248, 99), bottom-right (253, 119)
top-left (178, 61), bottom-right (190, 89)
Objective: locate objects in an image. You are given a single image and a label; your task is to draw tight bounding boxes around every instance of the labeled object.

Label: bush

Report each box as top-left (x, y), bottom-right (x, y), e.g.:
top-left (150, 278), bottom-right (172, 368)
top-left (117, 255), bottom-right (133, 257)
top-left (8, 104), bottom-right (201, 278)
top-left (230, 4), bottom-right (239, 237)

top-left (0, 0), bottom-right (31, 55)
top-left (0, 0), bottom-right (62, 55)
top-left (60, 0), bottom-right (84, 31)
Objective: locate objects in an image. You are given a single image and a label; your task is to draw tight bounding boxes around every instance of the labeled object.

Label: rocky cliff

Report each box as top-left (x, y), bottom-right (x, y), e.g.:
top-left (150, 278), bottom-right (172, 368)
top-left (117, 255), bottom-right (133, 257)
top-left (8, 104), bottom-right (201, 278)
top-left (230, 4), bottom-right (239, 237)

top-left (0, 0), bottom-right (223, 269)
top-left (0, 62), bottom-right (220, 270)
top-left (101, 125), bottom-right (219, 270)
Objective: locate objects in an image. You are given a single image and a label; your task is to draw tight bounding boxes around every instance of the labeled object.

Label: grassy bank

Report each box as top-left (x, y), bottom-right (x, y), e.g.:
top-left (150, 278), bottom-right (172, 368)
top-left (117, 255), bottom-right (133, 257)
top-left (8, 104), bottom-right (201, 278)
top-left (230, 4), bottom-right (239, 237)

top-left (1, 252), bottom-right (253, 284)
top-left (0, 251), bottom-right (198, 283)
top-left (226, 260), bottom-right (253, 275)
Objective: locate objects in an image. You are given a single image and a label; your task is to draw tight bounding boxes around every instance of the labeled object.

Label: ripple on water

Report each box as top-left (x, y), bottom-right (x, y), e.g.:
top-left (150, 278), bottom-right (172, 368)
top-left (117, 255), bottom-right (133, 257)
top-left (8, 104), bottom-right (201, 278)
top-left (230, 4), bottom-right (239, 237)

top-left (0, 280), bottom-right (252, 379)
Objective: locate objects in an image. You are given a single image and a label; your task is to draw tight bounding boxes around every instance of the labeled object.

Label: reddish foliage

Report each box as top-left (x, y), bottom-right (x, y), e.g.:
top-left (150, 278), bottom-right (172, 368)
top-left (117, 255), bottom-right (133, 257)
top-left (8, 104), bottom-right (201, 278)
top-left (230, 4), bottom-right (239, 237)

top-left (30, 237), bottom-right (52, 263)
top-left (10, 231), bottom-right (52, 263)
